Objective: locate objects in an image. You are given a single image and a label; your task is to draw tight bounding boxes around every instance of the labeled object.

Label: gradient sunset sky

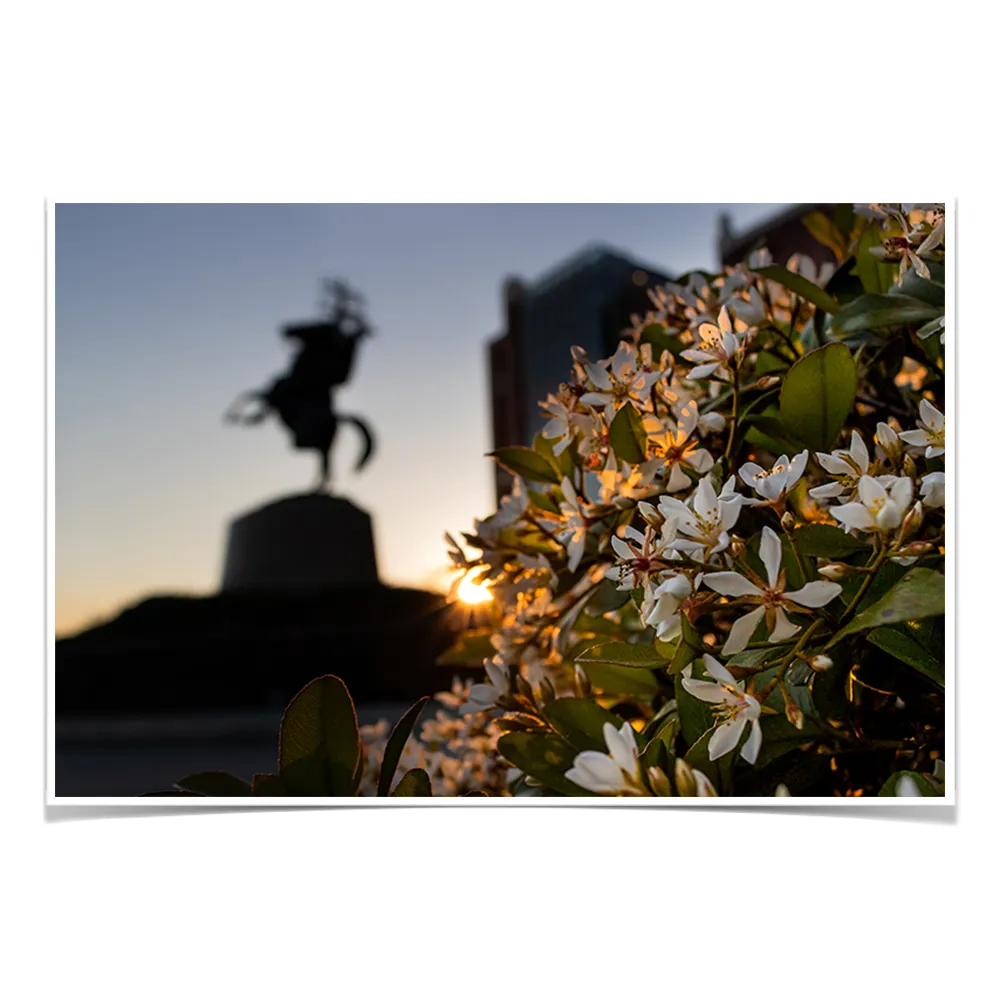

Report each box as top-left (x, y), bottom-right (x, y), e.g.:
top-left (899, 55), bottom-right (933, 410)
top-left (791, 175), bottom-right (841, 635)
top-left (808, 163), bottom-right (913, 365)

top-left (55, 203), bottom-right (787, 636)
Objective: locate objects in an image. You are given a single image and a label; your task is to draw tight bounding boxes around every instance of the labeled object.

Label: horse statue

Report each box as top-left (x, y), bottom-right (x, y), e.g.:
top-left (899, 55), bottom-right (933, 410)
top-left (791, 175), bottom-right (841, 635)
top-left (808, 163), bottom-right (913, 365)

top-left (225, 279), bottom-right (377, 490)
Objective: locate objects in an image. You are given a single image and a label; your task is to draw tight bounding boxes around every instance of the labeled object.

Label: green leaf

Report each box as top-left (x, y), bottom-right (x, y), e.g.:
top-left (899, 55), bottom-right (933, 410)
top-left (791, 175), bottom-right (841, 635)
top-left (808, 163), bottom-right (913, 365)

top-left (751, 265), bottom-right (840, 315)
top-left (779, 343), bottom-right (858, 452)
top-left (175, 772), bottom-right (253, 796)
top-left (581, 662), bottom-right (660, 696)
top-left (867, 626), bottom-right (944, 687)
top-left (377, 697), bottom-right (429, 796)
top-left (831, 568), bottom-right (945, 644)
top-left (890, 262), bottom-right (945, 306)
top-left (575, 640), bottom-right (668, 670)
top-left (390, 768), bottom-right (432, 796)
top-left (585, 578), bottom-right (632, 616)
top-left (802, 210), bottom-right (849, 261)
top-left (533, 432), bottom-right (578, 480)
top-left (664, 614), bottom-right (704, 675)
top-left (278, 675), bottom-right (361, 796)
top-left (830, 294), bottom-right (942, 337)
top-left (791, 523), bottom-right (869, 560)
top-left (854, 223), bottom-right (897, 295)
top-left (436, 628), bottom-right (496, 666)
top-left (488, 446), bottom-right (561, 485)
top-left (497, 732), bottom-right (592, 796)
top-left (878, 771), bottom-right (942, 797)
top-left (608, 403), bottom-right (648, 465)
top-left (544, 698), bottom-right (627, 753)
top-left (251, 773), bottom-right (289, 796)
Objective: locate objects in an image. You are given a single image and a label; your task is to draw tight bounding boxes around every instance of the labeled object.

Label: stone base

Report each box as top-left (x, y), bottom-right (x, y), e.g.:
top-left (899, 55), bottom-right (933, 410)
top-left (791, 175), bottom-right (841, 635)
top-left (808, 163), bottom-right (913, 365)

top-left (221, 493), bottom-right (379, 591)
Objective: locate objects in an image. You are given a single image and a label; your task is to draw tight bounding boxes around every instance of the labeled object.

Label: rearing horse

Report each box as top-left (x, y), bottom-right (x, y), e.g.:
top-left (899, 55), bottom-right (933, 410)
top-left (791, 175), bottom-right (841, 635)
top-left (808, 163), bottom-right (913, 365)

top-left (225, 281), bottom-right (377, 490)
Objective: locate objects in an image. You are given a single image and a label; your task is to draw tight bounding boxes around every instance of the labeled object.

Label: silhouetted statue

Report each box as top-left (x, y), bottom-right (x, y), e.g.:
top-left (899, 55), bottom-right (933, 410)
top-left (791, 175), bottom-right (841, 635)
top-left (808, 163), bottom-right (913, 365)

top-left (225, 280), bottom-right (376, 490)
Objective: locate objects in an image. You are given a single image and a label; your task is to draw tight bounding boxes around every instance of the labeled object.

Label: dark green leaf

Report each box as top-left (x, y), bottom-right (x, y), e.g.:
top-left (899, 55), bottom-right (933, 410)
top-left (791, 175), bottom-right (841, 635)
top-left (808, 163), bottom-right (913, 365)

top-left (751, 265), bottom-right (840, 314)
top-left (608, 403), bottom-right (647, 465)
top-left (377, 697), bottom-right (429, 797)
top-left (390, 768), bottom-right (432, 797)
top-left (830, 294), bottom-right (942, 337)
top-left (488, 446), bottom-right (561, 485)
top-left (585, 578), bottom-right (632, 616)
top-left (497, 732), bottom-right (592, 796)
top-left (792, 523), bottom-right (869, 559)
top-left (544, 698), bottom-right (627, 753)
top-left (278, 675), bottom-right (360, 796)
top-left (867, 626), bottom-right (944, 687)
top-left (675, 660), bottom-right (716, 749)
top-left (175, 772), bottom-right (253, 796)
top-left (832, 568), bottom-right (945, 643)
top-left (779, 343), bottom-right (858, 452)
top-left (581, 662), bottom-right (660, 696)
top-left (575, 640), bottom-right (668, 669)
top-left (251, 773), bottom-right (289, 796)
top-left (436, 628), bottom-right (496, 667)
top-left (854, 224), bottom-right (897, 295)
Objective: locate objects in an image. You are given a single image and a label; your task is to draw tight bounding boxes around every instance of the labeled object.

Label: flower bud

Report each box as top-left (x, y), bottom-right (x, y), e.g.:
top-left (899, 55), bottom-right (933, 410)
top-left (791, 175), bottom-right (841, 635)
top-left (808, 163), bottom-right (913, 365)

top-left (785, 699), bottom-right (805, 730)
top-left (898, 501), bottom-right (924, 543)
top-left (515, 673), bottom-right (533, 701)
top-left (673, 758), bottom-right (698, 797)
top-left (730, 537), bottom-right (746, 560)
top-left (895, 540), bottom-right (935, 559)
top-left (574, 664), bottom-right (592, 699)
top-left (902, 454), bottom-right (918, 479)
top-left (646, 765), bottom-right (673, 797)
top-left (749, 375), bottom-right (781, 391)
top-left (818, 562), bottom-right (851, 581)
top-left (810, 654), bottom-right (834, 672)
top-left (780, 511), bottom-right (796, 531)
top-left (637, 500), bottom-right (664, 530)
top-left (774, 783), bottom-right (792, 797)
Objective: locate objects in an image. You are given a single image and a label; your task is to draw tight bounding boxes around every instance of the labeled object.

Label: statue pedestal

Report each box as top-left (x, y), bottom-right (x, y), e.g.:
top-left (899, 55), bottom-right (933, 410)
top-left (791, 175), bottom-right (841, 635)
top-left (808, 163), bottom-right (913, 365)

top-left (220, 493), bottom-right (379, 591)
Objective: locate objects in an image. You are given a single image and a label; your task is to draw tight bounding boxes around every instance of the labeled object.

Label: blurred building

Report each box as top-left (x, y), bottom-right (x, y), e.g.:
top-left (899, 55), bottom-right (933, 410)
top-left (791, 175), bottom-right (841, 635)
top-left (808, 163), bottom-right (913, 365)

top-left (717, 203), bottom-right (839, 269)
top-left (488, 246), bottom-right (670, 502)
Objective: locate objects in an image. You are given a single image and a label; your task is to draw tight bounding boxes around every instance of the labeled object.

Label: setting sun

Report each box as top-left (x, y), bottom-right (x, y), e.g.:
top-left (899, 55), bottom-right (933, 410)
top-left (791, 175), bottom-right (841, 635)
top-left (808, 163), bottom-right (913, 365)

top-left (456, 572), bottom-right (492, 605)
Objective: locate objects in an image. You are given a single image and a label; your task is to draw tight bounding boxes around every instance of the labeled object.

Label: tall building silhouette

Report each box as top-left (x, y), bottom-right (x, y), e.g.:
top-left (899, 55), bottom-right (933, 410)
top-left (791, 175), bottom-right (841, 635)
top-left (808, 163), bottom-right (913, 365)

top-left (488, 246), bottom-right (669, 502)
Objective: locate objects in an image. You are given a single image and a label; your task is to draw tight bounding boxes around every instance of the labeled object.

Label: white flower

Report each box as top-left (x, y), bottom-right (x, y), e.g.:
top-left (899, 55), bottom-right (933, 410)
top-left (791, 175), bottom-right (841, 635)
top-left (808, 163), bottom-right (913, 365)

top-left (539, 393), bottom-right (594, 455)
top-left (739, 450), bottom-right (808, 505)
top-left (895, 774), bottom-right (923, 797)
top-left (607, 517), bottom-right (678, 592)
top-left (726, 284), bottom-right (766, 327)
top-left (596, 455), bottom-right (661, 506)
top-left (874, 422), bottom-right (902, 465)
top-left (643, 400), bottom-right (715, 493)
top-left (680, 655), bottom-right (763, 764)
top-left (698, 410), bottom-right (727, 436)
top-left (579, 341), bottom-right (664, 417)
top-left (787, 252), bottom-right (835, 289)
top-left (565, 721), bottom-right (647, 795)
top-left (810, 431), bottom-right (871, 503)
top-left (899, 399), bottom-right (945, 459)
top-left (460, 658), bottom-right (509, 714)
top-left (554, 477), bottom-right (589, 571)
top-left (920, 471), bottom-right (945, 508)
top-left (643, 572), bottom-right (696, 641)
top-left (658, 475), bottom-right (742, 559)
top-left (831, 475), bottom-right (914, 534)
top-left (703, 527), bottom-right (842, 654)
top-left (681, 305), bottom-right (740, 380)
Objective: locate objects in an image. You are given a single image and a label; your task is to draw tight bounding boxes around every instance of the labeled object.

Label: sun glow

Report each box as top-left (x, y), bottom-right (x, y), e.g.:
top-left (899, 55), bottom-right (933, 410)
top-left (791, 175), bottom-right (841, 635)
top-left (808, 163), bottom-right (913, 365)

top-left (457, 572), bottom-right (493, 606)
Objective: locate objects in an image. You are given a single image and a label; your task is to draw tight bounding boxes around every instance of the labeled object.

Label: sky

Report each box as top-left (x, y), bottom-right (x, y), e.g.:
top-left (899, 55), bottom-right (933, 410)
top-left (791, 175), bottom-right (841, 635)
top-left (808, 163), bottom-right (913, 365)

top-left (55, 202), bottom-right (788, 636)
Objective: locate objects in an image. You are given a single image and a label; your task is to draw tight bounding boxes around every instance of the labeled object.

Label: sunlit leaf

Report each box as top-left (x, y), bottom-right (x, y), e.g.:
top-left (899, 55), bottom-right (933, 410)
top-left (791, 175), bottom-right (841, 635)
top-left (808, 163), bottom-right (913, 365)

top-left (488, 446), bottom-right (561, 484)
top-left (278, 675), bottom-right (360, 796)
top-left (544, 698), bottom-right (630, 753)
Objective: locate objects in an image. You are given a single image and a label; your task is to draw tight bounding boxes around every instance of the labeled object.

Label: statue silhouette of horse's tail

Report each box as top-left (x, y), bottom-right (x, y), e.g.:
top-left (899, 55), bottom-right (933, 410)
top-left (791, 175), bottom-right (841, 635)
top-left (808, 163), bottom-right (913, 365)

top-left (338, 413), bottom-right (376, 473)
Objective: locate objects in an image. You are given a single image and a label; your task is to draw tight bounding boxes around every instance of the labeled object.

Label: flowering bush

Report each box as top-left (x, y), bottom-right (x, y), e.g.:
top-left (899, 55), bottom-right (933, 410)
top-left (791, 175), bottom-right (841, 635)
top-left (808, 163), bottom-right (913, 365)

top-left (441, 203), bottom-right (947, 798)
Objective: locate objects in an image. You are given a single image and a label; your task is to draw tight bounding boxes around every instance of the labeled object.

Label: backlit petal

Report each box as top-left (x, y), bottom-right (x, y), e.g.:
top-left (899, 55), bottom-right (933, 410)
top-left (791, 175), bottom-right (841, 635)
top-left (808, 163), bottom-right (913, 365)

top-left (759, 526), bottom-right (783, 589)
top-left (721, 606), bottom-right (766, 655)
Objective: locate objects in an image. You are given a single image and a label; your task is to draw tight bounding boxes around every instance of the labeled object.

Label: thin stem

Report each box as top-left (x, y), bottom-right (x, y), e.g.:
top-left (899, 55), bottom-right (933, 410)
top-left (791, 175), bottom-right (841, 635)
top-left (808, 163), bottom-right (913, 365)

top-left (757, 619), bottom-right (824, 702)
top-left (724, 371), bottom-right (741, 472)
top-left (830, 538), bottom-right (889, 636)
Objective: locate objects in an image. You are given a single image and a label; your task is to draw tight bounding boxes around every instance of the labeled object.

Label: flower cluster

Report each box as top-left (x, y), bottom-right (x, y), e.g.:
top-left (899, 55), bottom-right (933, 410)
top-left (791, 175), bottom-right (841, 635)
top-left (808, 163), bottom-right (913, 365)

top-left (439, 205), bottom-right (946, 798)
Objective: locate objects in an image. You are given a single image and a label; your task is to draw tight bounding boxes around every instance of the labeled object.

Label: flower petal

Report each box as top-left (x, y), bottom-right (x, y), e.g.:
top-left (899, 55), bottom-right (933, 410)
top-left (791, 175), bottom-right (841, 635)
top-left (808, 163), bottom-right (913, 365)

top-left (769, 606), bottom-right (800, 642)
top-left (740, 718), bottom-right (762, 764)
top-left (783, 581), bottom-right (843, 608)
top-left (702, 653), bottom-right (739, 687)
top-left (703, 572), bottom-right (763, 598)
top-left (708, 718), bottom-right (745, 760)
top-left (759, 526), bottom-right (783, 589)
top-left (721, 606), bottom-right (766, 655)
